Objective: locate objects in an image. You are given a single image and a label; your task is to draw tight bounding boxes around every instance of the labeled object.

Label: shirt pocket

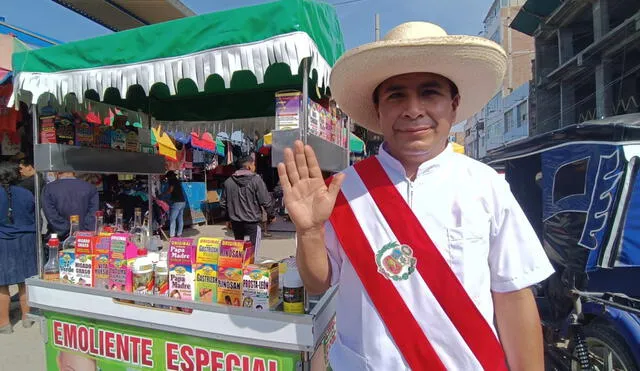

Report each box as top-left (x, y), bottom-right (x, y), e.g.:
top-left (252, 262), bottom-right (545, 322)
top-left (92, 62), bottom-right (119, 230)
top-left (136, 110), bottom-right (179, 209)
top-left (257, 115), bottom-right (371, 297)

top-left (446, 224), bottom-right (490, 300)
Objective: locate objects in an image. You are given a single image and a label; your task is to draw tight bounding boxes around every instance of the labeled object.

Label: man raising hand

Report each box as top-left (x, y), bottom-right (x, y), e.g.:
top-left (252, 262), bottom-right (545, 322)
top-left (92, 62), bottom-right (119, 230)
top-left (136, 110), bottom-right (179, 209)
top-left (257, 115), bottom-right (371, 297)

top-left (278, 22), bottom-right (553, 371)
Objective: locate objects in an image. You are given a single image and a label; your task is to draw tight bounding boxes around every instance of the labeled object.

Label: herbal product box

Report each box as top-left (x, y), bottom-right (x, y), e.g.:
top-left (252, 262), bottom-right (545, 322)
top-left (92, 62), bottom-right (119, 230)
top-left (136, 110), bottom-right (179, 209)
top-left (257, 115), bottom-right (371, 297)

top-left (196, 237), bottom-right (221, 265)
top-left (58, 249), bottom-right (76, 284)
top-left (194, 264), bottom-right (217, 303)
top-left (218, 239), bottom-right (254, 269)
top-left (217, 266), bottom-right (243, 307)
top-left (168, 238), bottom-right (196, 301)
top-left (108, 233), bottom-right (137, 292)
top-left (94, 233), bottom-right (112, 290)
top-left (242, 263), bottom-right (280, 311)
top-left (74, 231), bottom-right (96, 287)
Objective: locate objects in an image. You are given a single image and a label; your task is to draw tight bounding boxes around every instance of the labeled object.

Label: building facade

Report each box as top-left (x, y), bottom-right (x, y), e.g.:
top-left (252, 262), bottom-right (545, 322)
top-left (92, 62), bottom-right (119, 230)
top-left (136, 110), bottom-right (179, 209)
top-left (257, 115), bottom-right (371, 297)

top-left (464, 0), bottom-right (534, 159)
top-left (511, 0), bottom-right (640, 136)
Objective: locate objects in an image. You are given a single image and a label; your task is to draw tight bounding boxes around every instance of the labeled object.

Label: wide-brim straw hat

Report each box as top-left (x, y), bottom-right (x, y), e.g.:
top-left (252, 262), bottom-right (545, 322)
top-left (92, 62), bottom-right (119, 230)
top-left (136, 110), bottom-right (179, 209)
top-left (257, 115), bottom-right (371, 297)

top-left (329, 22), bottom-right (507, 134)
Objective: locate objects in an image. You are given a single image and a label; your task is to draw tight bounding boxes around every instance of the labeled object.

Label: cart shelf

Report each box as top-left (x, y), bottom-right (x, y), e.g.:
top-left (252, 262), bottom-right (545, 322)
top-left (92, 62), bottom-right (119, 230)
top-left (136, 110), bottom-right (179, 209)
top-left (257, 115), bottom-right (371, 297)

top-left (26, 277), bottom-right (337, 353)
top-left (271, 130), bottom-right (348, 173)
top-left (34, 144), bottom-right (166, 175)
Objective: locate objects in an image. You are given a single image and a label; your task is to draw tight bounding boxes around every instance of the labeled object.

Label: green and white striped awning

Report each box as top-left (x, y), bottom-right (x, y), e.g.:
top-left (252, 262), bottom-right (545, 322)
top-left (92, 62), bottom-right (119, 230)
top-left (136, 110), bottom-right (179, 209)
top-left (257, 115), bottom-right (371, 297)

top-left (11, 0), bottom-right (345, 121)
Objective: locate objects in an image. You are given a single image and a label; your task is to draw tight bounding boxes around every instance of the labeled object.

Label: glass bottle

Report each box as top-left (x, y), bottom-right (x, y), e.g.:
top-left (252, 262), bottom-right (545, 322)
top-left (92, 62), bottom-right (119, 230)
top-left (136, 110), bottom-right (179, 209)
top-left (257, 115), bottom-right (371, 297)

top-left (130, 207), bottom-right (148, 253)
top-left (62, 215), bottom-right (80, 251)
top-left (114, 209), bottom-right (125, 233)
top-left (95, 210), bottom-right (104, 234)
top-left (43, 234), bottom-right (60, 281)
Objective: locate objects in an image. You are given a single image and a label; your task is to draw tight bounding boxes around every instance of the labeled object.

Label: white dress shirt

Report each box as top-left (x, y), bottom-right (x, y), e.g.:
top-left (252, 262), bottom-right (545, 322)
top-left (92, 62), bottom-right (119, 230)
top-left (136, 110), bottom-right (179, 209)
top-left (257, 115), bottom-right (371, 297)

top-left (324, 143), bottom-right (555, 370)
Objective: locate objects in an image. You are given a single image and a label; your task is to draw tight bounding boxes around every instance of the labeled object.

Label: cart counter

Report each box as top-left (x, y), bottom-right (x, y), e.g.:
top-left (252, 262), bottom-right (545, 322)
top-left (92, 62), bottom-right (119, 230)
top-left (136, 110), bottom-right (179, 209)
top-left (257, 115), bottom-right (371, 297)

top-left (27, 278), bottom-right (337, 371)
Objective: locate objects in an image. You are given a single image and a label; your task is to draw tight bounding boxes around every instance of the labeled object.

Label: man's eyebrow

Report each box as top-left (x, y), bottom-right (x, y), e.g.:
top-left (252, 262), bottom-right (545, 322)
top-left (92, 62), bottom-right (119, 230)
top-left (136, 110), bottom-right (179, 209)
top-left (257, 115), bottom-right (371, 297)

top-left (381, 81), bottom-right (444, 93)
top-left (418, 81), bottom-right (445, 90)
top-left (381, 84), bottom-right (406, 93)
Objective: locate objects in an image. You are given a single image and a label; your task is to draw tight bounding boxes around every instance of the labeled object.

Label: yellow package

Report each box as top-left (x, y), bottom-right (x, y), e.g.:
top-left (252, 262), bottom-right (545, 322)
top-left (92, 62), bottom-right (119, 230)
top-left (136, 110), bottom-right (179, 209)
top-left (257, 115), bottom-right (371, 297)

top-left (196, 238), bottom-right (221, 265)
top-left (195, 264), bottom-right (217, 303)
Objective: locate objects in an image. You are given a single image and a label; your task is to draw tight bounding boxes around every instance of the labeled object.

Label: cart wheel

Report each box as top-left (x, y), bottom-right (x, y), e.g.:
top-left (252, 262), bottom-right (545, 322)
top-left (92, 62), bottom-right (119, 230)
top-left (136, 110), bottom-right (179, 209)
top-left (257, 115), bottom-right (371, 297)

top-left (570, 322), bottom-right (638, 371)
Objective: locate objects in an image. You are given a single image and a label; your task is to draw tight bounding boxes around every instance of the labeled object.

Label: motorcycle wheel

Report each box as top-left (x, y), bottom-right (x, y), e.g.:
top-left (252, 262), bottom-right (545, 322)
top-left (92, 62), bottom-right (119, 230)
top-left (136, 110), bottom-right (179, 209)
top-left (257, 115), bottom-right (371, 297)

top-left (570, 323), bottom-right (638, 371)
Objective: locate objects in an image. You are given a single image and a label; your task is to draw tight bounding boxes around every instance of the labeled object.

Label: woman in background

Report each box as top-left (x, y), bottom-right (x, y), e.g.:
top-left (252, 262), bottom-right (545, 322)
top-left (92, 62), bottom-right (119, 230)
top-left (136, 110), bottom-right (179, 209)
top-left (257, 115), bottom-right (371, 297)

top-left (161, 171), bottom-right (186, 238)
top-left (0, 162), bottom-right (37, 334)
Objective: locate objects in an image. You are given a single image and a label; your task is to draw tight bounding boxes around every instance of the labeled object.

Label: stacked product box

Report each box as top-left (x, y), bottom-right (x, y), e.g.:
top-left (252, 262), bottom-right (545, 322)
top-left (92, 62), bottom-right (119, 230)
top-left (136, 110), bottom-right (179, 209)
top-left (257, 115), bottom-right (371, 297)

top-left (108, 233), bottom-right (138, 292)
top-left (194, 237), bottom-right (221, 303)
top-left (242, 263), bottom-right (280, 311)
top-left (74, 232), bottom-right (96, 287)
top-left (94, 233), bottom-right (112, 290)
top-left (168, 238), bottom-right (197, 301)
top-left (217, 239), bottom-right (255, 307)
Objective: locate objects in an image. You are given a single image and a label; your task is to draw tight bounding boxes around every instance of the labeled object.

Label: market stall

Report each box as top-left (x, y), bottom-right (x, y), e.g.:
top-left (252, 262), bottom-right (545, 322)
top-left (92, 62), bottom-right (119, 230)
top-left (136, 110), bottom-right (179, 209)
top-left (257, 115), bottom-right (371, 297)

top-left (11, 0), bottom-right (346, 369)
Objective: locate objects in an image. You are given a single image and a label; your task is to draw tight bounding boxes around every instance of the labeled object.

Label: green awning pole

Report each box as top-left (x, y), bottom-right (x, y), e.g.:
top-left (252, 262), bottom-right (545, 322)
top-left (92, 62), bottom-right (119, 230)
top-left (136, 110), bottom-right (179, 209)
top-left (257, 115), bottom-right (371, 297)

top-left (301, 58), bottom-right (309, 145)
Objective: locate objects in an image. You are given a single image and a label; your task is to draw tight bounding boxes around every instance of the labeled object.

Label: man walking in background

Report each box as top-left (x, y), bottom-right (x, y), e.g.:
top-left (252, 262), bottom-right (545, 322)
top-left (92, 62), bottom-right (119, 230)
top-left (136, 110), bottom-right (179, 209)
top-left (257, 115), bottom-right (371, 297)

top-left (221, 155), bottom-right (275, 247)
top-left (17, 157), bottom-right (43, 195)
top-left (42, 171), bottom-right (99, 238)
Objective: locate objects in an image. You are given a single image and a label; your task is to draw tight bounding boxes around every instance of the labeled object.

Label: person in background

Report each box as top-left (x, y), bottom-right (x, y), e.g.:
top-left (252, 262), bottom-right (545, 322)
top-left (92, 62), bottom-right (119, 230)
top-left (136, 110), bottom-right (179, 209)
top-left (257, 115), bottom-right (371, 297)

top-left (0, 162), bottom-right (37, 334)
top-left (42, 172), bottom-right (99, 239)
top-left (161, 171), bottom-right (186, 238)
top-left (221, 155), bottom-right (275, 247)
top-left (17, 157), bottom-right (44, 195)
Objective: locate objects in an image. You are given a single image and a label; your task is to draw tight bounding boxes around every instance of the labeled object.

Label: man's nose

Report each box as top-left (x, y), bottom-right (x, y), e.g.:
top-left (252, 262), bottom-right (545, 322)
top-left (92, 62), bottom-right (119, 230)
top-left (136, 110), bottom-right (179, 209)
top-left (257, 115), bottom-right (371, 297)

top-left (402, 95), bottom-right (424, 120)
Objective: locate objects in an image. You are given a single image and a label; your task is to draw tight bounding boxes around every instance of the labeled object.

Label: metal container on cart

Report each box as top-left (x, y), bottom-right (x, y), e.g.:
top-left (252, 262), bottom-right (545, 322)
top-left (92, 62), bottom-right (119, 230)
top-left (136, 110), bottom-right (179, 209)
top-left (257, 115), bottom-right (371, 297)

top-left (11, 1), bottom-right (349, 370)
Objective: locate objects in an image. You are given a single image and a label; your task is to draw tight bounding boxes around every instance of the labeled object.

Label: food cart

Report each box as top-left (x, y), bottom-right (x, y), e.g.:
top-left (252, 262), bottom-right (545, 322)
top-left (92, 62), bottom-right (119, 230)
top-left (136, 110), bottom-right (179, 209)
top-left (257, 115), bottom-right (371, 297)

top-left (10, 0), bottom-right (346, 369)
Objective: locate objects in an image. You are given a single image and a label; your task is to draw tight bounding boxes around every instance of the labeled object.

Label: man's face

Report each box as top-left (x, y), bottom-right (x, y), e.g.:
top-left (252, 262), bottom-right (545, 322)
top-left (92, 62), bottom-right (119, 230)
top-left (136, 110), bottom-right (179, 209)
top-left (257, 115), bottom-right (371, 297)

top-left (375, 72), bottom-right (460, 161)
top-left (19, 164), bottom-right (35, 178)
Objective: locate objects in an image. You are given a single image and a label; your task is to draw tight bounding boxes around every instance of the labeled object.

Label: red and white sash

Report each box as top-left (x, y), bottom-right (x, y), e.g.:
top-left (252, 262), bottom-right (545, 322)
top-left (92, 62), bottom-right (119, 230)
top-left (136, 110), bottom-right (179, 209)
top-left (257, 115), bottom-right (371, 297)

top-left (328, 157), bottom-right (507, 371)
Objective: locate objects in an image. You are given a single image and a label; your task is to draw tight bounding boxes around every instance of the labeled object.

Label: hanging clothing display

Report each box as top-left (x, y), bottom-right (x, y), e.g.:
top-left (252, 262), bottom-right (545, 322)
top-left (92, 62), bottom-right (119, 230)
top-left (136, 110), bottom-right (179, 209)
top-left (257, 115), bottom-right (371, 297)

top-left (0, 84), bottom-right (18, 134)
top-left (151, 125), bottom-right (177, 160)
top-left (1, 133), bottom-right (20, 155)
top-left (191, 131), bottom-right (216, 153)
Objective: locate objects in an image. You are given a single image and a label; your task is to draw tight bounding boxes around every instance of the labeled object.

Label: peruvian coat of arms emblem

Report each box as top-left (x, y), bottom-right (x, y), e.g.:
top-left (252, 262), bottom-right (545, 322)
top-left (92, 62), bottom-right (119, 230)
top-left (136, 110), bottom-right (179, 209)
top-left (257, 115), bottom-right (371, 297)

top-left (375, 242), bottom-right (417, 281)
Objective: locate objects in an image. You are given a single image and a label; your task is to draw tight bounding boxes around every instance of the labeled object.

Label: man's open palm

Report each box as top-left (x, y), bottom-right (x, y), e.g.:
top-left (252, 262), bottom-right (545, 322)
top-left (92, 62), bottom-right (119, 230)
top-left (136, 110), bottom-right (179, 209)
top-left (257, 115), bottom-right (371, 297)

top-left (277, 141), bottom-right (345, 232)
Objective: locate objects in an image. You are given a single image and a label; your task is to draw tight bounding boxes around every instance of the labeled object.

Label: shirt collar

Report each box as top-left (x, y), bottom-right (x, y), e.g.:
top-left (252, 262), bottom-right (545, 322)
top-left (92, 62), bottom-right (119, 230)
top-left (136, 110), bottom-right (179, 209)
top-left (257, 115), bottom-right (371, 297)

top-left (377, 142), bottom-right (454, 179)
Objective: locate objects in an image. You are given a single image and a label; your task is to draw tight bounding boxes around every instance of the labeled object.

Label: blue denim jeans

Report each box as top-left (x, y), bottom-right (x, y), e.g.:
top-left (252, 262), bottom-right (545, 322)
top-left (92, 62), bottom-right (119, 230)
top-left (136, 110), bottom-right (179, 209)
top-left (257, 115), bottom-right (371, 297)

top-left (169, 202), bottom-right (186, 237)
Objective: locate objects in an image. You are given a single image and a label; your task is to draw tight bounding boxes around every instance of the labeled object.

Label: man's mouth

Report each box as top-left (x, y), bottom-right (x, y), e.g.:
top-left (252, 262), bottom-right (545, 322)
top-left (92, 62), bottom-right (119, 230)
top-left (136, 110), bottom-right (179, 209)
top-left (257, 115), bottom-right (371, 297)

top-left (395, 126), bottom-right (434, 133)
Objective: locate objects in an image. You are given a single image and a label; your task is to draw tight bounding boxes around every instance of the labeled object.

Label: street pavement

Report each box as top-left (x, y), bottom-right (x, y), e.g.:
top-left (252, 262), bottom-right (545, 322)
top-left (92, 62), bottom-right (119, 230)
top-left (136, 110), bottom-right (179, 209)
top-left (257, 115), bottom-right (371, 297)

top-left (0, 223), bottom-right (296, 371)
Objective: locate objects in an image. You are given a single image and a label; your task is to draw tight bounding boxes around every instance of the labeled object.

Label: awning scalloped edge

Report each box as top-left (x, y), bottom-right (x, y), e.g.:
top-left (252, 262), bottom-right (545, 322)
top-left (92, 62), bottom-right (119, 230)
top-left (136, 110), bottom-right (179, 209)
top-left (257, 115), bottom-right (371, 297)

top-left (10, 31), bottom-right (331, 106)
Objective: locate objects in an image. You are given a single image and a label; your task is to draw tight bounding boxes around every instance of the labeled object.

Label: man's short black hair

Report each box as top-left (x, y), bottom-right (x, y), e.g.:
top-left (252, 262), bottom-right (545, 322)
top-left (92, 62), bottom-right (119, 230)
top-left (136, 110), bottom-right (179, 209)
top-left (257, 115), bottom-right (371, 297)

top-left (19, 157), bottom-right (34, 168)
top-left (372, 76), bottom-right (459, 106)
top-left (235, 155), bottom-right (254, 170)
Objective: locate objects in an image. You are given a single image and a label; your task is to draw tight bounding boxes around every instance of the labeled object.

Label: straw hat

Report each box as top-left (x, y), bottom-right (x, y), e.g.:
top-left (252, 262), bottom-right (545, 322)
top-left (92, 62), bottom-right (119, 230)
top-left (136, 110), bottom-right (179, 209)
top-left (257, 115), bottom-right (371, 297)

top-left (329, 22), bottom-right (507, 134)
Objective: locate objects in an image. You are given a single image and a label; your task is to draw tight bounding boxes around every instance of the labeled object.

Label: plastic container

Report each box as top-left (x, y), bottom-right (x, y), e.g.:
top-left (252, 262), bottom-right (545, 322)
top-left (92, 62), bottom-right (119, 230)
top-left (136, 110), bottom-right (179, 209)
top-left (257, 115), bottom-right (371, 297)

top-left (43, 234), bottom-right (60, 281)
top-left (154, 260), bottom-right (169, 297)
top-left (132, 257), bottom-right (154, 295)
top-left (282, 259), bottom-right (304, 314)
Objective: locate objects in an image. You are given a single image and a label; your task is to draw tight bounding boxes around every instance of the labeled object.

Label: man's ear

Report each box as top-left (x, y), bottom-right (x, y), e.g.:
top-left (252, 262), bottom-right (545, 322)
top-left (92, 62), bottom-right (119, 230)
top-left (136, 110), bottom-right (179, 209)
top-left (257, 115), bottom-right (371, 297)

top-left (451, 94), bottom-right (461, 111)
top-left (449, 94), bottom-right (461, 123)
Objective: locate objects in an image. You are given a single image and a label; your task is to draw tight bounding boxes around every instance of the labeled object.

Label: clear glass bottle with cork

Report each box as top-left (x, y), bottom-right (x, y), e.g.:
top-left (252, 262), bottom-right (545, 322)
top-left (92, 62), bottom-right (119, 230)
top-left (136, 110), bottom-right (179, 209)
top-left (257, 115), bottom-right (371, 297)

top-left (130, 207), bottom-right (149, 254)
top-left (94, 210), bottom-right (104, 234)
top-left (113, 209), bottom-right (125, 233)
